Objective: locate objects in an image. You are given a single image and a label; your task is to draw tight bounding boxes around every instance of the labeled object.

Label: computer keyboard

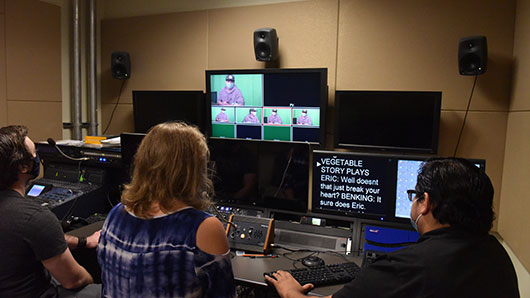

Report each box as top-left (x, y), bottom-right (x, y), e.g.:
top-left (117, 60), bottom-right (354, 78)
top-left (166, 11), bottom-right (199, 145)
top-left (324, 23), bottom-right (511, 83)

top-left (264, 262), bottom-right (360, 287)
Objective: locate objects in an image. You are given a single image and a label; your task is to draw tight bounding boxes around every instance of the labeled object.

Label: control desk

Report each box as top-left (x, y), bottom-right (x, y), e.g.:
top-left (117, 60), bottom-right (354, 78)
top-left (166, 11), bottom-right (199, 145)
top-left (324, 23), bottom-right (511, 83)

top-left (29, 142), bottom-right (124, 219)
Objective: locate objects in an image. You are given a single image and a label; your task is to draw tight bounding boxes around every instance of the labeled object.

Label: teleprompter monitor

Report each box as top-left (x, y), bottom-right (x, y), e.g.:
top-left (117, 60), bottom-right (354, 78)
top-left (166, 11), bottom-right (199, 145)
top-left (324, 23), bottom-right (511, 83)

top-left (206, 68), bottom-right (327, 146)
top-left (312, 150), bottom-right (485, 224)
top-left (334, 91), bottom-right (441, 153)
top-left (132, 90), bottom-right (206, 134)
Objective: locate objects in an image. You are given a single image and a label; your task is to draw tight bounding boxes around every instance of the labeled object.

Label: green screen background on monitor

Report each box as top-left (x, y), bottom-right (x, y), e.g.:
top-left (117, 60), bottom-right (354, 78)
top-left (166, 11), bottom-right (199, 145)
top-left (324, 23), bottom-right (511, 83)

top-left (212, 124), bottom-right (235, 138)
top-left (210, 74), bottom-right (263, 106)
top-left (263, 126), bottom-right (291, 141)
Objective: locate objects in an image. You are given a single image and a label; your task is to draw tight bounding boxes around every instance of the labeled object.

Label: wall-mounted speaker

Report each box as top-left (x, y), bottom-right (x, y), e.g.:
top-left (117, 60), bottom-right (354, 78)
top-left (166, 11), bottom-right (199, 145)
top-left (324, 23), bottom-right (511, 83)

top-left (458, 36), bottom-right (487, 76)
top-left (111, 51), bottom-right (131, 80)
top-left (254, 28), bottom-right (279, 62)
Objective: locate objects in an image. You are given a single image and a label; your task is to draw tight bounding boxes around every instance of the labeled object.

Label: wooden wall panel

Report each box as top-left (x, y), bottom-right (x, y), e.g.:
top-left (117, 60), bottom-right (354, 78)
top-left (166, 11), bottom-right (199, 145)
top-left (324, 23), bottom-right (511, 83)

top-left (499, 112), bottom-right (530, 271)
top-left (7, 101), bottom-right (62, 142)
top-left (207, 0), bottom-right (338, 76)
top-left (101, 10), bottom-right (208, 106)
top-left (5, 0), bottom-right (61, 102)
top-left (100, 103), bottom-right (134, 136)
top-left (0, 14), bottom-right (6, 127)
top-left (336, 0), bottom-right (515, 112)
top-left (510, 0), bottom-right (530, 111)
top-left (438, 110), bottom-right (508, 230)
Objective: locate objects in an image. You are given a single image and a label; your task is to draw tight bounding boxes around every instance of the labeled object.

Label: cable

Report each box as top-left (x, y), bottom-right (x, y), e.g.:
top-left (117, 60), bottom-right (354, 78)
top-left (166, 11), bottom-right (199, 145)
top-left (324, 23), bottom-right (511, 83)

top-left (106, 193), bottom-right (115, 208)
top-left (453, 74), bottom-right (478, 157)
top-left (210, 204), bottom-right (239, 230)
top-left (47, 138), bottom-right (89, 161)
top-left (274, 153), bottom-right (293, 197)
top-left (102, 79), bottom-right (126, 135)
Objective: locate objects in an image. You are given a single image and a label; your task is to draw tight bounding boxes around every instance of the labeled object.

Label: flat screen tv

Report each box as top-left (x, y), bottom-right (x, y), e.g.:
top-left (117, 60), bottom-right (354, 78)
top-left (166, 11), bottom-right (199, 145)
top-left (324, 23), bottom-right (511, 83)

top-left (206, 68), bottom-right (328, 146)
top-left (132, 90), bottom-right (206, 134)
top-left (209, 138), bottom-right (310, 212)
top-left (334, 91), bottom-right (441, 153)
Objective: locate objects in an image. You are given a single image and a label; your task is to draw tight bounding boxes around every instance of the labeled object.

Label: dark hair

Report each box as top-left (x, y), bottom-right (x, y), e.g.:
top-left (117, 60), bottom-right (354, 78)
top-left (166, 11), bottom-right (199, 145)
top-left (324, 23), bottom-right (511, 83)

top-left (0, 125), bottom-right (33, 190)
top-left (416, 158), bottom-right (494, 234)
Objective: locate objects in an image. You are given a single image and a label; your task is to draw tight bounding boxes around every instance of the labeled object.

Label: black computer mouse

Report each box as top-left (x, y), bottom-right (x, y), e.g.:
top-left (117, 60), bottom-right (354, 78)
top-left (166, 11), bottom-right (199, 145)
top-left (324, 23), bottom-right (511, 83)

top-left (301, 255), bottom-right (325, 267)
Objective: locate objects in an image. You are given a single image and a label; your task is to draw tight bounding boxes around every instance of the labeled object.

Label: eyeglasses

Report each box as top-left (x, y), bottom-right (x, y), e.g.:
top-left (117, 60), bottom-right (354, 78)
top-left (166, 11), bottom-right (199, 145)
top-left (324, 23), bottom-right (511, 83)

top-left (406, 189), bottom-right (424, 202)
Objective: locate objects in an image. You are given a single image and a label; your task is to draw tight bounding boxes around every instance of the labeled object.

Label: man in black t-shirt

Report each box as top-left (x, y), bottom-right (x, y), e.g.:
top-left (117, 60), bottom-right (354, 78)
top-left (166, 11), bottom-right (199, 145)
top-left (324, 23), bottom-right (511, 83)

top-left (266, 158), bottom-right (520, 298)
top-left (0, 125), bottom-right (100, 298)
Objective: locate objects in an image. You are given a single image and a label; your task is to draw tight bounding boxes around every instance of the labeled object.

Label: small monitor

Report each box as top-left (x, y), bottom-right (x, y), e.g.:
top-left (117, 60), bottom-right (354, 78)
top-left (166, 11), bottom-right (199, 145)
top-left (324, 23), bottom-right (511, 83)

top-left (27, 184), bottom-right (46, 197)
top-left (133, 90), bottom-right (206, 134)
top-left (206, 68), bottom-right (327, 146)
top-left (394, 157), bottom-right (486, 220)
top-left (335, 90), bottom-right (441, 153)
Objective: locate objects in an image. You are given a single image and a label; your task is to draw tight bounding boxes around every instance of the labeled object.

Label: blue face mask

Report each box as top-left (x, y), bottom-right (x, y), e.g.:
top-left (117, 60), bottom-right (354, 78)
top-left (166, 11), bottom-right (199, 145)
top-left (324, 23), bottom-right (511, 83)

top-left (410, 213), bottom-right (422, 232)
top-left (226, 82), bottom-right (234, 90)
top-left (29, 154), bottom-right (40, 178)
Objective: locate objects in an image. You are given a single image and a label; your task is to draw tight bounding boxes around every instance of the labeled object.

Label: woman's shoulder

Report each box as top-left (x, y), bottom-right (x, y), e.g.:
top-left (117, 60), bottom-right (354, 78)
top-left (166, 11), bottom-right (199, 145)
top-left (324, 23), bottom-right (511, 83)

top-left (196, 216), bottom-right (228, 255)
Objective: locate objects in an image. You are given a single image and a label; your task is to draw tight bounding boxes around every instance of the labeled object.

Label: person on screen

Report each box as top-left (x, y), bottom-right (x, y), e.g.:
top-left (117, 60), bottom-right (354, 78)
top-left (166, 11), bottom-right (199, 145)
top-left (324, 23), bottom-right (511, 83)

top-left (296, 109), bottom-right (312, 126)
top-left (97, 122), bottom-right (235, 298)
top-left (265, 158), bottom-right (519, 298)
top-left (268, 109), bottom-right (283, 124)
top-left (215, 108), bottom-right (229, 122)
top-left (217, 74), bottom-right (245, 106)
top-left (0, 125), bottom-right (100, 298)
top-left (243, 108), bottom-right (260, 124)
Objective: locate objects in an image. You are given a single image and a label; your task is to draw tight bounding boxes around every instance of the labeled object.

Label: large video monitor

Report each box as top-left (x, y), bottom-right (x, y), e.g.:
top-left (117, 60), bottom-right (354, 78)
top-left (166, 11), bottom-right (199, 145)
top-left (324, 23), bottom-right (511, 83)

top-left (311, 150), bottom-right (485, 224)
top-left (209, 138), bottom-right (310, 212)
top-left (132, 90), bottom-right (207, 134)
top-left (334, 90), bottom-right (441, 153)
top-left (206, 68), bottom-right (327, 146)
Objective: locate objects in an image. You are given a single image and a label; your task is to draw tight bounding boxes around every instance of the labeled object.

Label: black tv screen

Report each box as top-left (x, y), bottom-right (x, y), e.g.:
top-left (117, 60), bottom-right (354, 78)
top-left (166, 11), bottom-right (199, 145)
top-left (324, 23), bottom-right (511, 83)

top-left (120, 132), bottom-right (146, 183)
top-left (209, 138), bottom-right (310, 212)
top-left (334, 91), bottom-right (441, 153)
top-left (206, 68), bottom-right (327, 146)
top-left (132, 90), bottom-right (206, 133)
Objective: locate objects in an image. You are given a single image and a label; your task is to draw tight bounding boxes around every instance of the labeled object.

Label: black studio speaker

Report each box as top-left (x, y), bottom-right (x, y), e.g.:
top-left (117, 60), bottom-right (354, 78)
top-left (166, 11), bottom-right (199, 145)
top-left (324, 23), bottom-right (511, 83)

top-left (111, 51), bottom-right (131, 79)
top-left (254, 28), bottom-right (278, 62)
top-left (458, 36), bottom-right (487, 76)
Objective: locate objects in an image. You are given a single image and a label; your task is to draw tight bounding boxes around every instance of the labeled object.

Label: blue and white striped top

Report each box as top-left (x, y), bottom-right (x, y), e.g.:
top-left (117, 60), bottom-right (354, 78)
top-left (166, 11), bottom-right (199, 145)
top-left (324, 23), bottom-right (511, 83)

top-left (97, 203), bottom-right (235, 298)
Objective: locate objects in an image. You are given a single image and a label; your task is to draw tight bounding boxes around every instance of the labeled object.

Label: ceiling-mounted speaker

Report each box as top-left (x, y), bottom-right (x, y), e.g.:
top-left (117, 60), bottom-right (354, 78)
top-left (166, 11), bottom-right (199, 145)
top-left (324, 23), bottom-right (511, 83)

top-left (458, 36), bottom-right (487, 76)
top-left (111, 51), bottom-right (131, 80)
top-left (254, 28), bottom-right (279, 62)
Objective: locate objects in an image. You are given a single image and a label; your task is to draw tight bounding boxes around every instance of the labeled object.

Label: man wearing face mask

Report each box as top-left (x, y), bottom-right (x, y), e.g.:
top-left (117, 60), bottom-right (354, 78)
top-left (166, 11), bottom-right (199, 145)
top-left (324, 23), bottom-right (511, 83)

top-left (217, 74), bottom-right (245, 106)
top-left (0, 125), bottom-right (101, 298)
top-left (243, 108), bottom-right (260, 124)
top-left (296, 109), bottom-right (312, 126)
top-left (266, 158), bottom-right (520, 298)
top-left (267, 109), bottom-right (283, 124)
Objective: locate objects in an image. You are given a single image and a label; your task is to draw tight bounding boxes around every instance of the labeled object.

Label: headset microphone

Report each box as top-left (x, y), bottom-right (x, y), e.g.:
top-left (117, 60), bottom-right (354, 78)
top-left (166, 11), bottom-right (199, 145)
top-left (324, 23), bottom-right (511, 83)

top-left (47, 138), bottom-right (90, 161)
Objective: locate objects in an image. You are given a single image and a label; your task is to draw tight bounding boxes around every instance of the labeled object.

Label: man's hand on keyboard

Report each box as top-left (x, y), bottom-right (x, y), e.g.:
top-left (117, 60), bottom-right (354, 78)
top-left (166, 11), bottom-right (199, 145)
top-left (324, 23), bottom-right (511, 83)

top-left (265, 270), bottom-right (319, 298)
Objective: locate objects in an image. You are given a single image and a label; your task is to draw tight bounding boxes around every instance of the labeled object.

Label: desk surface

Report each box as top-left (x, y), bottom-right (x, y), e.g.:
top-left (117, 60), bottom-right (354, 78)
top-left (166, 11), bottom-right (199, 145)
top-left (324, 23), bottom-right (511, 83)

top-left (67, 221), bottom-right (359, 296)
top-left (231, 249), bottom-right (361, 296)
